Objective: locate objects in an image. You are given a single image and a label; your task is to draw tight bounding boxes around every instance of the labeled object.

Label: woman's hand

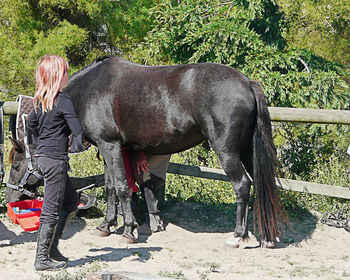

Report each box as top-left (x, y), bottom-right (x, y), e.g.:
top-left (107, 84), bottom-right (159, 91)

top-left (137, 152), bottom-right (150, 174)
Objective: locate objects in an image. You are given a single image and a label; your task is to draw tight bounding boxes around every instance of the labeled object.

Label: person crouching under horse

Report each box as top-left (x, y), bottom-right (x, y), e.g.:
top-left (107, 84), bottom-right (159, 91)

top-left (131, 152), bottom-right (171, 234)
top-left (26, 55), bottom-right (86, 271)
top-left (119, 150), bottom-right (171, 233)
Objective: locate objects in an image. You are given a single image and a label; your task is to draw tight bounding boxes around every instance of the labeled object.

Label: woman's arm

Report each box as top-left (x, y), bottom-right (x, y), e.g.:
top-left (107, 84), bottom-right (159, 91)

top-left (59, 94), bottom-right (85, 153)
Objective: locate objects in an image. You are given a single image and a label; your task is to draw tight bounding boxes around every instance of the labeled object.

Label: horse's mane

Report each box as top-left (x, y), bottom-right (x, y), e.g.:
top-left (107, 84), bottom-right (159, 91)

top-left (70, 55), bottom-right (144, 81)
top-left (70, 55), bottom-right (115, 81)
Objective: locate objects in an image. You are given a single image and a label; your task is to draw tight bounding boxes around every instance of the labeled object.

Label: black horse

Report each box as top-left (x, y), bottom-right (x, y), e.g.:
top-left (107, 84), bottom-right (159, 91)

top-left (7, 56), bottom-right (287, 247)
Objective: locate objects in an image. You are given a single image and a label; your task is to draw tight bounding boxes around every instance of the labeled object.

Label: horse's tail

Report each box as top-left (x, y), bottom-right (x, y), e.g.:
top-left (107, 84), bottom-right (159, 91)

top-left (250, 80), bottom-right (288, 242)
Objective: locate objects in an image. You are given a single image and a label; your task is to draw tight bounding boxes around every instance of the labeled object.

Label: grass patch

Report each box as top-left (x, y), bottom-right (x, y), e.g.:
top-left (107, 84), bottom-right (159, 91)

top-left (38, 260), bottom-right (107, 280)
top-left (158, 270), bottom-right (187, 279)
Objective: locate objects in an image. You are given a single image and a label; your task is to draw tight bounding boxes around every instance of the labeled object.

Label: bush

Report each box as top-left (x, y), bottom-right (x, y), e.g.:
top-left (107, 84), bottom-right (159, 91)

top-left (280, 154), bottom-right (350, 214)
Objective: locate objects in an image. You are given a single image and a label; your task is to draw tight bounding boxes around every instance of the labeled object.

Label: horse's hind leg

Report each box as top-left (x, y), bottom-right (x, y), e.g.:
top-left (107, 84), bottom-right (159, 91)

top-left (97, 140), bottom-right (138, 242)
top-left (211, 144), bottom-right (252, 248)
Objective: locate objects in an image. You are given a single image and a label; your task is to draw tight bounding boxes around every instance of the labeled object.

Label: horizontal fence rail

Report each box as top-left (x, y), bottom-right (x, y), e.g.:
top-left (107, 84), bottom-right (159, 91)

top-left (67, 163), bottom-right (350, 200)
top-left (167, 163), bottom-right (350, 200)
top-left (268, 107), bottom-right (350, 125)
top-left (2, 101), bottom-right (350, 124)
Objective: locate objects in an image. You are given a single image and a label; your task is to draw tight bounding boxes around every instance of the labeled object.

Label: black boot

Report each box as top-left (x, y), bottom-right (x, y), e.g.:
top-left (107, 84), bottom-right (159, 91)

top-left (50, 209), bottom-right (76, 262)
top-left (140, 180), bottom-right (164, 233)
top-left (150, 174), bottom-right (166, 210)
top-left (34, 223), bottom-right (66, 271)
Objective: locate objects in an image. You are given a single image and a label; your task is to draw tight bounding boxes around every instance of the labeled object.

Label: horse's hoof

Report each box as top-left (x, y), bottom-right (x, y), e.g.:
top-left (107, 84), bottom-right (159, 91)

top-left (225, 236), bottom-right (242, 248)
top-left (154, 226), bottom-right (165, 233)
top-left (122, 232), bottom-right (137, 243)
top-left (151, 224), bottom-right (165, 233)
top-left (149, 214), bottom-right (164, 233)
top-left (94, 227), bottom-right (111, 237)
top-left (261, 241), bottom-right (275, 248)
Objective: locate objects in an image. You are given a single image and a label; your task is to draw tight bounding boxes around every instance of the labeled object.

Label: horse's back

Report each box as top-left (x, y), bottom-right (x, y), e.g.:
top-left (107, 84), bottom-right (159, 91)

top-left (66, 57), bottom-right (257, 153)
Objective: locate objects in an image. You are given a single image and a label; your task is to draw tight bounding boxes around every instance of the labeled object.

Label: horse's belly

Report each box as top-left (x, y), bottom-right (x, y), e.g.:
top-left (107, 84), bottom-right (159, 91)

top-left (128, 126), bottom-right (205, 155)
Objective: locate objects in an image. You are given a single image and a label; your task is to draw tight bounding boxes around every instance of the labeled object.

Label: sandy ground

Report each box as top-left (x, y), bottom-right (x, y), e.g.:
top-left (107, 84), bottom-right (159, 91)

top-left (0, 202), bottom-right (350, 280)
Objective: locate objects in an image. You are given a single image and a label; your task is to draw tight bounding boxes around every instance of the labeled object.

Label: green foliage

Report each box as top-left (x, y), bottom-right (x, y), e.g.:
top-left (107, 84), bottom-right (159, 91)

top-left (280, 155), bottom-right (350, 214)
top-left (69, 147), bottom-right (107, 214)
top-left (167, 144), bottom-right (235, 205)
top-left (277, 0), bottom-right (350, 66)
top-left (0, 0), bottom-right (157, 99)
top-left (137, 0), bottom-right (282, 64)
top-left (0, 184), bottom-right (5, 209)
top-left (241, 49), bottom-right (350, 110)
top-left (275, 123), bottom-right (350, 180)
top-left (69, 148), bottom-right (104, 178)
top-left (0, 0), bottom-right (89, 97)
top-left (138, 0), bottom-right (350, 110)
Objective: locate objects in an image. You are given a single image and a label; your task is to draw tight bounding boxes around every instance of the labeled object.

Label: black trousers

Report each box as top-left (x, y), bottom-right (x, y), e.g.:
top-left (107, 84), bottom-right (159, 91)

top-left (37, 156), bottom-right (78, 226)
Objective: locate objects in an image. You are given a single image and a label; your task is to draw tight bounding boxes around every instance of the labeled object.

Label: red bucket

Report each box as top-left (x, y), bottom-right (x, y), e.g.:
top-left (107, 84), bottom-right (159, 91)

top-left (7, 199), bottom-right (43, 231)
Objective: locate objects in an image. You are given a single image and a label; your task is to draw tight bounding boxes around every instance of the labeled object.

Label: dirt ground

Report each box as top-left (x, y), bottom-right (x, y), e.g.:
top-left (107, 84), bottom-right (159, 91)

top-left (0, 201), bottom-right (350, 280)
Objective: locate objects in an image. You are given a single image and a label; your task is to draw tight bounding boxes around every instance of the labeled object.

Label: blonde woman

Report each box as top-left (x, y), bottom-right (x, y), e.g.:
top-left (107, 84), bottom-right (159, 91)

top-left (26, 55), bottom-right (85, 271)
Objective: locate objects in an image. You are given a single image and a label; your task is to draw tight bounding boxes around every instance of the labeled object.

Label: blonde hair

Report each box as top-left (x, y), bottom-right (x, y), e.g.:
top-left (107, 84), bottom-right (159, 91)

top-left (33, 55), bottom-right (69, 112)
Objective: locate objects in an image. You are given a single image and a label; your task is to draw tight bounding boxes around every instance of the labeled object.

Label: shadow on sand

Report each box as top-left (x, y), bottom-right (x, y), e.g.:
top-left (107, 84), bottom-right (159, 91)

top-left (0, 215), bottom-right (87, 247)
top-left (158, 198), bottom-right (319, 249)
top-left (67, 246), bottom-right (162, 267)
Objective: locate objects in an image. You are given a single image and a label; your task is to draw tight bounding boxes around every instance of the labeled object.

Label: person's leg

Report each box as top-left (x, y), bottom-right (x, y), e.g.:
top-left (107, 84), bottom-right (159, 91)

top-left (147, 154), bottom-right (170, 211)
top-left (50, 172), bottom-right (78, 262)
top-left (150, 174), bottom-right (166, 210)
top-left (140, 177), bottom-right (164, 232)
top-left (34, 157), bottom-right (67, 271)
top-left (139, 155), bottom-right (170, 233)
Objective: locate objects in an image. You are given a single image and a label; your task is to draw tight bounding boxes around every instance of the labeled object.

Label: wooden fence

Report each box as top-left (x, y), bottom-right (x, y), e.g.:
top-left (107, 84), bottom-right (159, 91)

top-left (68, 163), bottom-right (350, 199)
top-left (2, 102), bottom-right (350, 124)
top-left (2, 102), bottom-right (350, 199)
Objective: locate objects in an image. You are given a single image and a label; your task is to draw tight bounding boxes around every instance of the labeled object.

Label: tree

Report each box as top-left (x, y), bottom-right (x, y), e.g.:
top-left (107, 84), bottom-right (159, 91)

top-left (137, 0), bottom-right (349, 109)
top-left (276, 0), bottom-right (350, 67)
top-left (0, 0), bottom-right (157, 98)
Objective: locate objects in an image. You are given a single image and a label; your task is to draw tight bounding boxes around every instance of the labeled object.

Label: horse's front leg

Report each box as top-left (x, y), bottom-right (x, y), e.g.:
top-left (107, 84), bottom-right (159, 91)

top-left (98, 141), bottom-right (138, 243)
top-left (96, 163), bottom-right (118, 236)
top-left (117, 184), bottom-right (138, 242)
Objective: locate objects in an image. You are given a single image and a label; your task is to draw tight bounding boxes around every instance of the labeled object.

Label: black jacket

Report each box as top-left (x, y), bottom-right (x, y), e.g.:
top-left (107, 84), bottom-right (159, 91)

top-left (26, 93), bottom-right (85, 159)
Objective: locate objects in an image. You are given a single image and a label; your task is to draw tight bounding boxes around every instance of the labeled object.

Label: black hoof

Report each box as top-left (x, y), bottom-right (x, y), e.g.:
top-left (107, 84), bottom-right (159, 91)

top-left (122, 232), bottom-right (137, 243)
top-left (122, 223), bottom-right (138, 243)
top-left (95, 226), bottom-right (111, 237)
top-left (149, 214), bottom-right (165, 232)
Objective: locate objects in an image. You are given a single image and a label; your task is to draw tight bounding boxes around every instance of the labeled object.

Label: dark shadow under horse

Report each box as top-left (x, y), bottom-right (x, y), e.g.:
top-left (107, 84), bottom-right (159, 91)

top-left (7, 56), bottom-right (288, 248)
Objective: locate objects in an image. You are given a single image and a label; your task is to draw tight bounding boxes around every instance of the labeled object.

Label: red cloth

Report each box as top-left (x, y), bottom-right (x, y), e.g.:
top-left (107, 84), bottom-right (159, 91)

top-left (121, 147), bottom-right (139, 192)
